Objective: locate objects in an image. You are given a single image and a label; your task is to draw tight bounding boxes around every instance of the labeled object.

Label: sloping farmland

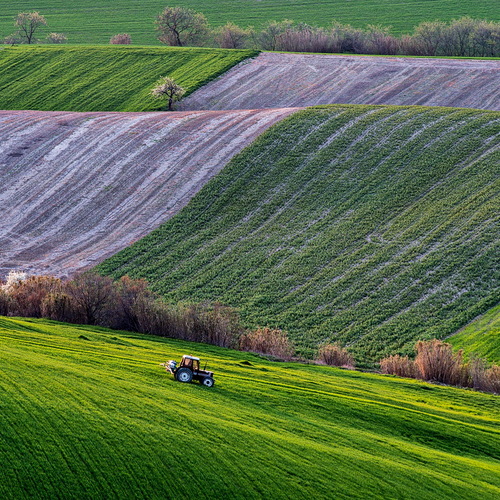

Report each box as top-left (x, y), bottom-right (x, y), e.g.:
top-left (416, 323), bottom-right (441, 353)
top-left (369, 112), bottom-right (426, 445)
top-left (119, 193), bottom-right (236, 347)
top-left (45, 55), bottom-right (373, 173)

top-left (181, 53), bottom-right (500, 111)
top-left (0, 108), bottom-right (296, 277)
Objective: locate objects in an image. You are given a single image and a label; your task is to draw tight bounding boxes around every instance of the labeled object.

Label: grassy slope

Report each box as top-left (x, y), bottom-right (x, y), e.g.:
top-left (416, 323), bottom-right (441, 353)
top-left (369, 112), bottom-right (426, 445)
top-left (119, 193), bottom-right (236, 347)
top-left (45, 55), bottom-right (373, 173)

top-left (0, 45), bottom-right (257, 112)
top-left (98, 105), bottom-right (500, 362)
top-left (0, 316), bottom-right (499, 499)
top-left (0, 1), bottom-right (498, 44)
top-left (448, 304), bottom-right (500, 363)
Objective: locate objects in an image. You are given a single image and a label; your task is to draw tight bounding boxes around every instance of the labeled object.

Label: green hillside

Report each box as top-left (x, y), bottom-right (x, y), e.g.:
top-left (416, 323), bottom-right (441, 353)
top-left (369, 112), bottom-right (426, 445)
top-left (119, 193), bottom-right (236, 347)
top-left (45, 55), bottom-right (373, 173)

top-left (1, 316), bottom-right (499, 499)
top-left (1, 1), bottom-right (499, 44)
top-left (0, 45), bottom-right (257, 112)
top-left (449, 304), bottom-right (500, 363)
top-left (98, 105), bottom-right (500, 362)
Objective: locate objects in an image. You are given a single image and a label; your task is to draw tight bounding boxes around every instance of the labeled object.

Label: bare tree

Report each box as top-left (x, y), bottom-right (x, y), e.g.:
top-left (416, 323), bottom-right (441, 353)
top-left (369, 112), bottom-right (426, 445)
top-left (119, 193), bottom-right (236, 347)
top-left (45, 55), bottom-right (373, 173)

top-left (155, 7), bottom-right (209, 47)
top-left (151, 76), bottom-right (186, 110)
top-left (14, 12), bottom-right (47, 44)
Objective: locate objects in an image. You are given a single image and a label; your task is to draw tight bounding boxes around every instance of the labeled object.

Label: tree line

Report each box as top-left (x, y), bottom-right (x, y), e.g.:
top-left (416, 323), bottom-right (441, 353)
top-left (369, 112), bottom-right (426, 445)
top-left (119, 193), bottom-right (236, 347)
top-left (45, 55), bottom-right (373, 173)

top-left (154, 8), bottom-right (500, 57)
top-left (4, 9), bottom-right (500, 57)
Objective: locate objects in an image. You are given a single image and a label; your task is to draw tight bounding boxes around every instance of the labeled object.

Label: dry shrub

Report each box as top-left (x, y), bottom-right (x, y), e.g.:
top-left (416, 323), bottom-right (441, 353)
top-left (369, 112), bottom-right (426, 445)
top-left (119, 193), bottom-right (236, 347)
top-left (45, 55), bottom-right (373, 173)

top-left (41, 292), bottom-right (74, 322)
top-left (468, 357), bottom-right (500, 394)
top-left (380, 354), bottom-right (417, 378)
top-left (317, 343), bottom-right (355, 368)
top-left (7, 275), bottom-right (63, 318)
top-left (110, 33), bottom-right (131, 44)
top-left (414, 339), bottom-right (469, 386)
top-left (239, 327), bottom-right (295, 359)
top-left (0, 288), bottom-right (10, 315)
top-left (380, 339), bottom-right (500, 394)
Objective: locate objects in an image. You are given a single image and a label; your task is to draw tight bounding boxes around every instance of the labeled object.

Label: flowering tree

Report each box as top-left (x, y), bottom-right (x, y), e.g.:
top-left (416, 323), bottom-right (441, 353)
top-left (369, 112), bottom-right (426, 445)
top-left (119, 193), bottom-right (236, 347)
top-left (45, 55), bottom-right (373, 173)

top-left (155, 7), bottom-right (208, 46)
top-left (14, 12), bottom-right (47, 44)
top-left (151, 77), bottom-right (186, 110)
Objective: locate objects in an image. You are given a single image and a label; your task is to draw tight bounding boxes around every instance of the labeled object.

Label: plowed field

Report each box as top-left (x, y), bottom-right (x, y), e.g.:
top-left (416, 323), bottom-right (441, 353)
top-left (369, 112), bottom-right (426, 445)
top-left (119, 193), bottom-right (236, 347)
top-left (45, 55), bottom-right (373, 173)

top-left (0, 108), bottom-right (296, 277)
top-left (182, 53), bottom-right (500, 111)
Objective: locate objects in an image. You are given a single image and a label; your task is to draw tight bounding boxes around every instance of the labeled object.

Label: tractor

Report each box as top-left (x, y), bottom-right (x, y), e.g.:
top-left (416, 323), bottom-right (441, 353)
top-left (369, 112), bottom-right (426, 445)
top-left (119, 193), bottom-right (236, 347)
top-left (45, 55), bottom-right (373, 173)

top-left (161, 355), bottom-right (215, 387)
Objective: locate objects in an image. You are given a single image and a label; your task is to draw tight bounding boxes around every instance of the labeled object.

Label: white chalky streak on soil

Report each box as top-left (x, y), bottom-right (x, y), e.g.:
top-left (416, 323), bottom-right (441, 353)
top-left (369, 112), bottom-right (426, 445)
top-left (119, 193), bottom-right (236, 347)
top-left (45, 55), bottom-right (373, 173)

top-left (0, 108), bottom-right (298, 277)
top-left (181, 53), bottom-right (500, 111)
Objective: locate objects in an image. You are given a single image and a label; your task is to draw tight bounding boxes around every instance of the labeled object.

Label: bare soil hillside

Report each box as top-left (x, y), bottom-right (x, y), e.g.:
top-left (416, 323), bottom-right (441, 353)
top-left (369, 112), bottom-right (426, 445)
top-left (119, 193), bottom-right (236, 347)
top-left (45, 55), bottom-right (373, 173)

top-left (181, 53), bottom-right (500, 111)
top-left (0, 108), bottom-right (296, 277)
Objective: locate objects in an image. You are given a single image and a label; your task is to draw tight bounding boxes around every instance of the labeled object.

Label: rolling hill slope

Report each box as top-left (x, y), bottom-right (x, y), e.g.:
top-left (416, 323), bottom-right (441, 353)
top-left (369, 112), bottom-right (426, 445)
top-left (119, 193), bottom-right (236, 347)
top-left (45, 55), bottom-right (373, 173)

top-left (0, 0), bottom-right (498, 44)
top-left (1, 317), bottom-right (499, 499)
top-left (448, 305), bottom-right (500, 363)
top-left (182, 53), bottom-right (500, 111)
top-left (98, 105), bottom-right (500, 362)
top-left (0, 107), bottom-right (296, 277)
top-left (0, 45), bottom-right (257, 112)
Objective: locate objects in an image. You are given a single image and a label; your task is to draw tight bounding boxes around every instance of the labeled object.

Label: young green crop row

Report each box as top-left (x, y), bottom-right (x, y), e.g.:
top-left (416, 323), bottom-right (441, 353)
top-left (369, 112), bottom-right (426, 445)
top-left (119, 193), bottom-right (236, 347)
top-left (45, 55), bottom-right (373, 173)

top-left (98, 105), bottom-right (500, 363)
top-left (0, 45), bottom-right (257, 111)
top-left (0, 0), bottom-right (498, 44)
top-left (1, 317), bottom-right (499, 498)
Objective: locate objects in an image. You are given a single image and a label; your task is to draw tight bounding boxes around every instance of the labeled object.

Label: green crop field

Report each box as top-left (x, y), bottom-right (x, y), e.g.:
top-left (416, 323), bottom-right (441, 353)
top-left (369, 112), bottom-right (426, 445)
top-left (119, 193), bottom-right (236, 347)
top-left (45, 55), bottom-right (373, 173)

top-left (449, 304), bottom-right (500, 363)
top-left (0, 45), bottom-right (257, 112)
top-left (98, 105), bottom-right (500, 363)
top-left (0, 1), bottom-right (499, 44)
top-left (1, 316), bottom-right (499, 499)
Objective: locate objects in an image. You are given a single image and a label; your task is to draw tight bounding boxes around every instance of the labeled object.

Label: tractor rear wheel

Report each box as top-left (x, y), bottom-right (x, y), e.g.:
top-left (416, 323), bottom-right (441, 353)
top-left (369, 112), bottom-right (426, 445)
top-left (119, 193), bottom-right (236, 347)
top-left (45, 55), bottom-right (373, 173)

top-left (176, 368), bottom-right (193, 383)
top-left (202, 377), bottom-right (215, 387)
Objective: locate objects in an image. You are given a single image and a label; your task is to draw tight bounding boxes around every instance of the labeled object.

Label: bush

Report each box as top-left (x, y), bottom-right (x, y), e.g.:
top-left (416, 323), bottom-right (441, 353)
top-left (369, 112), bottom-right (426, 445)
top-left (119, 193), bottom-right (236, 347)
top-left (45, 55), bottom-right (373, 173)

top-left (110, 33), bottom-right (131, 45)
top-left (380, 354), bottom-right (418, 378)
top-left (46, 33), bottom-right (67, 44)
top-left (414, 339), bottom-right (469, 386)
top-left (380, 339), bottom-right (500, 394)
top-left (239, 327), bottom-right (295, 359)
top-left (317, 343), bottom-right (355, 368)
top-left (7, 275), bottom-right (63, 318)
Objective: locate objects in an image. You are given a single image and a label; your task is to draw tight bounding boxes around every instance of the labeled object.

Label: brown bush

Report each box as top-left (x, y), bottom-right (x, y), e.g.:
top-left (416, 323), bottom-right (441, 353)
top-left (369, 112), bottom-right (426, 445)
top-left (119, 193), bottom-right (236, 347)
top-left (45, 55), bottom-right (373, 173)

top-left (65, 272), bottom-right (116, 325)
top-left (239, 327), bottom-right (295, 359)
top-left (110, 33), bottom-right (131, 44)
top-left (380, 339), bottom-right (499, 394)
top-left (380, 355), bottom-right (418, 378)
top-left (317, 343), bottom-right (355, 368)
top-left (41, 292), bottom-right (75, 322)
top-left (8, 275), bottom-right (62, 318)
top-left (414, 339), bottom-right (469, 386)
top-left (0, 288), bottom-right (10, 315)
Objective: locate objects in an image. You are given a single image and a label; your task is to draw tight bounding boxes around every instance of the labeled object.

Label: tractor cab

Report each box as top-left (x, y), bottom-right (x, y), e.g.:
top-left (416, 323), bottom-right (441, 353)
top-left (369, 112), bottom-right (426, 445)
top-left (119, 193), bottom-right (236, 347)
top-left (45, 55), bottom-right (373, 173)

top-left (179, 355), bottom-right (200, 371)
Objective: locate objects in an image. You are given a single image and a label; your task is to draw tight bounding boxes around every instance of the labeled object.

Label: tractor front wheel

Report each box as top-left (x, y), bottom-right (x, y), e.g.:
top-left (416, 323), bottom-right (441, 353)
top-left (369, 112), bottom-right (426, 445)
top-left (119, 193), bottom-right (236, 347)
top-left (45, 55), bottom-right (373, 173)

top-left (176, 368), bottom-right (193, 383)
top-left (202, 377), bottom-right (215, 387)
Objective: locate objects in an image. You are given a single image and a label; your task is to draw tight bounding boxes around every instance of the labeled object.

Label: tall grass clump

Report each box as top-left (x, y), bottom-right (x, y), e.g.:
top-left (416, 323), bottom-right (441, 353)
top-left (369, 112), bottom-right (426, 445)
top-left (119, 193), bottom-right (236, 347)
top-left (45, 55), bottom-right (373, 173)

top-left (316, 343), bottom-right (355, 368)
top-left (380, 339), bottom-right (500, 394)
top-left (239, 327), bottom-right (295, 359)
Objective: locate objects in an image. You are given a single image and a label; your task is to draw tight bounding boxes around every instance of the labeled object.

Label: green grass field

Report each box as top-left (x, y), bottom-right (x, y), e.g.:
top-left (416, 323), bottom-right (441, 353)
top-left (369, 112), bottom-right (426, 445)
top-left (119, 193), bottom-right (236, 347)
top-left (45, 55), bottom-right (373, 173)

top-left (0, 0), bottom-right (499, 44)
top-left (449, 304), bottom-right (500, 363)
top-left (1, 316), bottom-right (499, 499)
top-left (0, 45), bottom-right (257, 111)
top-left (98, 105), bottom-right (500, 363)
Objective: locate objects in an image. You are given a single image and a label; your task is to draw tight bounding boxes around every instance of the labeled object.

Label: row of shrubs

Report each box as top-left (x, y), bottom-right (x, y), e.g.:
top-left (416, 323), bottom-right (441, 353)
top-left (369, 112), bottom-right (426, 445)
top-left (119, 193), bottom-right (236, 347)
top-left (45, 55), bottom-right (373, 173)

top-left (1, 271), bottom-right (497, 392)
top-left (380, 340), bottom-right (500, 394)
top-left (0, 271), bottom-right (351, 364)
top-left (109, 17), bottom-right (500, 57)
